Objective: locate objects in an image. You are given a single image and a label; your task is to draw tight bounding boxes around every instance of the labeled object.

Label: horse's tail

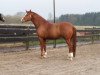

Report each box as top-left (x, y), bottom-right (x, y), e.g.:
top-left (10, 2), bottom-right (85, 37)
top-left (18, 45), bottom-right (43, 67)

top-left (72, 27), bottom-right (77, 57)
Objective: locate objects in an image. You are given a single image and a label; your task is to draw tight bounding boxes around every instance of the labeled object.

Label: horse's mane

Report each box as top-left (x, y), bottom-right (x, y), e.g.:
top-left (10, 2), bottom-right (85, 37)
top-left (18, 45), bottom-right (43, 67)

top-left (32, 12), bottom-right (49, 24)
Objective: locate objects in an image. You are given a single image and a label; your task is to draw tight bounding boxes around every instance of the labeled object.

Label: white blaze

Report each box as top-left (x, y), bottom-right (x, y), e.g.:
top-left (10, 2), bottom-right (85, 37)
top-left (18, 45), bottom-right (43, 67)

top-left (21, 13), bottom-right (27, 22)
top-left (21, 17), bottom-right (23, 22)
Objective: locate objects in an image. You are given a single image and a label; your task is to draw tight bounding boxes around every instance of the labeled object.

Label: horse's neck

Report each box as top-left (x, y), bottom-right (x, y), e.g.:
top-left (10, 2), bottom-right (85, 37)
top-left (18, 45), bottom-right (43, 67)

top-left (31, 13), bottom-right (48, 29)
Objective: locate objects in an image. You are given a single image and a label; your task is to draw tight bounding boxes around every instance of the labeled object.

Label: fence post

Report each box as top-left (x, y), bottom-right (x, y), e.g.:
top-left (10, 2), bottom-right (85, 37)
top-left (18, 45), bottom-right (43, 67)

top-left (53, 40), bottom-right (56, 48)
top-left (25, 26), bottom-right (30, 50)
top-left (26, 41), bottom-right (29, 50)
top-left (91, 27), bottom-right (94, 44)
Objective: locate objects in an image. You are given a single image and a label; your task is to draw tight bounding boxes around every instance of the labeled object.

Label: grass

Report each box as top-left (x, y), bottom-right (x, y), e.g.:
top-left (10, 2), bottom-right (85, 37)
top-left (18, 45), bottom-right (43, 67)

top-left (0, 43), bottom-right (24, 48)
top-left (29, 39), bottom-right (66, 46)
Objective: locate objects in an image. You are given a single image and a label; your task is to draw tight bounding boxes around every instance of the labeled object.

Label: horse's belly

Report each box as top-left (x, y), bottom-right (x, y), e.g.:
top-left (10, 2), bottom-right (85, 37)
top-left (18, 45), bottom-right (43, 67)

top-left (46, 33), bottom-right (61, 39)
top-left (46, 36), bottom-right (60, 39)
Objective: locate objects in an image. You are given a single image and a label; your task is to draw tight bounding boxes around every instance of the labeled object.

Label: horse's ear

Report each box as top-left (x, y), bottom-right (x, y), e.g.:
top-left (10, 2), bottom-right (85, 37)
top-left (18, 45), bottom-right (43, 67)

top-left (26, 10), bottom-right (28, 13)
top-left (29, 10), bottom-right (32, 12)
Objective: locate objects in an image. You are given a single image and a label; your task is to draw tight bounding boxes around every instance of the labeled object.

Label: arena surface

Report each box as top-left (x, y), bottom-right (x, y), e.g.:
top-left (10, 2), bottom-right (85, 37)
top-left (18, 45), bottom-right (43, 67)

top-left (0, 44), bottom-right (100, 75)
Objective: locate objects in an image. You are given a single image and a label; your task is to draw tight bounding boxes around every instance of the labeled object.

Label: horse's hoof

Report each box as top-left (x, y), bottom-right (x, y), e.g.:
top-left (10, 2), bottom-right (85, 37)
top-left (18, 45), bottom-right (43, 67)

top-left (43, 55), bottom-right (47, 58)
top-left (69, 57), bottom-right (73, 61)
top-left (41, 56), bottom-right (44, 59)
top-left (67, 57), bottom-right (73, 61)
top-left (41, 55), bottom-right (47, 59)
top-left (41, 52), bottom-right (47, 59)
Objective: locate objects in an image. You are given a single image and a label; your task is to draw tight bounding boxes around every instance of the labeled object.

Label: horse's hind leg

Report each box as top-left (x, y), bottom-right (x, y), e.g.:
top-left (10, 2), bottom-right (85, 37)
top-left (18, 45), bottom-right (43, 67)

top-left (66, 39), bottom-right (74, 60)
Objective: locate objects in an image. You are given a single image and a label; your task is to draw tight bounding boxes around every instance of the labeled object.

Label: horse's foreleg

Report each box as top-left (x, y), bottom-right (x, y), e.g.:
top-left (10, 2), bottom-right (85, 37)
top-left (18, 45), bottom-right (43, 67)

top-left (43, 40), bottom-right (47, 58)
top-left (40, 43), bottom-right (44, 57)
top-left (66, 39), bottom-right (73, 60)
top-left (39, 38), bottom-right (47, 58)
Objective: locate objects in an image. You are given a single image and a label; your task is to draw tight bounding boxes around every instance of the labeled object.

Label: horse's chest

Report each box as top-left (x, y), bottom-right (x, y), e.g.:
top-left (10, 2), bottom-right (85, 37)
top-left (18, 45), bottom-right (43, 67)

top-left (37, 28), bottom-right (48, 38)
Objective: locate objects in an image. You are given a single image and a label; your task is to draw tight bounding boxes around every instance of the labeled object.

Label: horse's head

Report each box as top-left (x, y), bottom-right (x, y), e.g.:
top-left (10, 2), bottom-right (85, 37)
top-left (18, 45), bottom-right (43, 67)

top-left (0, 13), bottom-right (5, 22)
top-left (21, 10), bottom-right (33, 23)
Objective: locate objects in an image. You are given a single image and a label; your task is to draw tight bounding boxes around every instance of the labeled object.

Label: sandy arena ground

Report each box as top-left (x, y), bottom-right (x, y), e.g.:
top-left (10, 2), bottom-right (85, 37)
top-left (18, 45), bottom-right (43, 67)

top-left (0, 44), bottom-right (100, 75)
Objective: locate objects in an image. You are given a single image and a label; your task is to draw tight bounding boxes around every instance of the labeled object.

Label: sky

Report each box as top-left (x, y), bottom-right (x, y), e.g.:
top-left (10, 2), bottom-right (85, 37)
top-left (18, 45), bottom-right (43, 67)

top-left (0, 0), bottom-right (100, 19)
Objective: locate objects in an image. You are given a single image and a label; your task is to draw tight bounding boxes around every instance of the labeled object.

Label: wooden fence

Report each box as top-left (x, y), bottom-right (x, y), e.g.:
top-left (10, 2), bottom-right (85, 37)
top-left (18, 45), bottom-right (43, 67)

top-left (0, 24), bottom-right (100, 49)
top-left (77, 28), bottom-right (100, 43)
top-left (0, 24), bottom-right (37, 50)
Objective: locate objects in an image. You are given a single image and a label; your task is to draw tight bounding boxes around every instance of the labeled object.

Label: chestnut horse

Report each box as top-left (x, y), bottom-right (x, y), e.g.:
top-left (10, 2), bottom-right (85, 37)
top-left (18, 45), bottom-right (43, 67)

top-left (21, 10), bottom-right (76, 60)
top-left (0, 13), bottom-right (5, 22)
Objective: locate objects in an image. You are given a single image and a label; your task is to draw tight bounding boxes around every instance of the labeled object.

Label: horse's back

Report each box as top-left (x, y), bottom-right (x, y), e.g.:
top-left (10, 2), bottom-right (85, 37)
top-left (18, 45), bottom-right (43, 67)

top-left (57, 22), bottom-right (74, 28)
top-left (54, 22), bottom-right (75, 32)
